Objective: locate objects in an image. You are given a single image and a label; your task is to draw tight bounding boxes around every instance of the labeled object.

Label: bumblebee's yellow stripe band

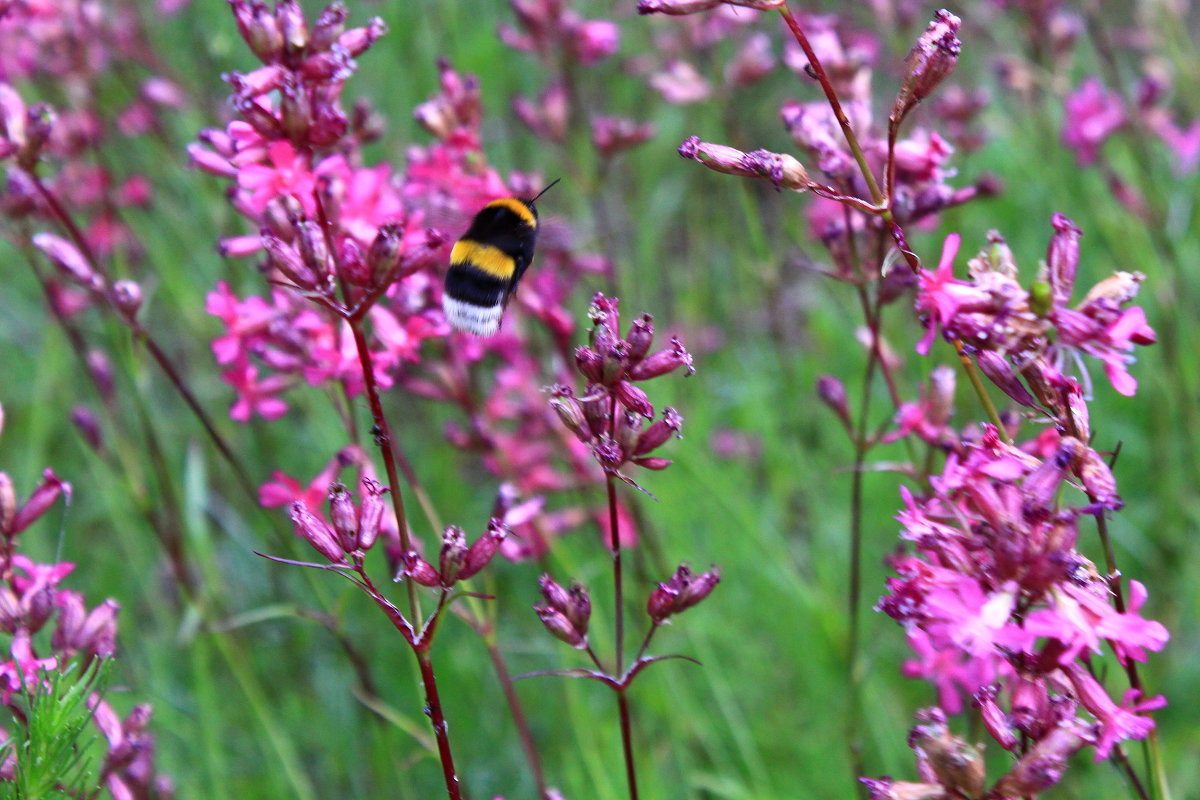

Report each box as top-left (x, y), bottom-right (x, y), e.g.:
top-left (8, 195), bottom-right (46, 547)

top-left (450, 239), bottom-right (517, 280)
top-left (487, 197), bottom-right (537, 229)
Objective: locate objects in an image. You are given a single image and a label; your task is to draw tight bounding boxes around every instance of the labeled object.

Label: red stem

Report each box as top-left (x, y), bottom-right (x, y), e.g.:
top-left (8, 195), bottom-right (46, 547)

top-left (415, 649), bottom-right (463, 800)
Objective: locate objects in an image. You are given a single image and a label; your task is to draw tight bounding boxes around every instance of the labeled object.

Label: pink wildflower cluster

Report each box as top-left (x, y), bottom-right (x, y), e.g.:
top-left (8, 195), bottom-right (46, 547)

top-left (868, 219), bottom-right (1168, 795)
top-left (501, 0), bottom-right (654, 159)
top-left (0, 0), bottom-right (185, 312)
top-left (1062, 74), bottom-right (1200, 174)
top-left (913, 214), bottom-right (1156, 396)
top-left (0, 409), bottom-right (172, 798)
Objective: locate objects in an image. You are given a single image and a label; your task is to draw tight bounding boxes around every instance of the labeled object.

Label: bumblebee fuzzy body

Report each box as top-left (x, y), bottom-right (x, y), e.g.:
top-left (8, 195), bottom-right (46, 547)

top-left (443, 184), bottom-right (556, 336)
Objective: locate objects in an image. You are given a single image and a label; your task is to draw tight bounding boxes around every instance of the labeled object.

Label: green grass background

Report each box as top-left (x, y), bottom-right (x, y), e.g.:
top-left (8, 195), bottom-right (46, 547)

top-left (1, 1), bottom-right (1197, 798)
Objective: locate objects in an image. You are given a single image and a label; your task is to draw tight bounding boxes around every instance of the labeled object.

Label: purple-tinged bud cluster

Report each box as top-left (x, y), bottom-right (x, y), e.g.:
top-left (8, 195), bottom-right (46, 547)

top-left (647, 564), bottom-right (720, 622)
top-left (289, 477), bottom-right (390, 564)
top-left (550, 294), bottom-right (692, 477)
top-left (399, 520), bottom-right (507, 589)
top-left (534, 575), bottom-right (591, 649)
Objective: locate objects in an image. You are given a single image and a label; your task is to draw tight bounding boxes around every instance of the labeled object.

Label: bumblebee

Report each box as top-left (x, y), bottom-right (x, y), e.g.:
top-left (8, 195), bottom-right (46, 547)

top-left (443, 179), bottom-right (559, 336)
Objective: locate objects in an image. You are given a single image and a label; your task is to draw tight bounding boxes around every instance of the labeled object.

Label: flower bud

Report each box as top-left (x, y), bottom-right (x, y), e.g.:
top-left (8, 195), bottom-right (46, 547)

top-left (615, 381), bottom-right (653, 419)
top-left (679, 136), bottom-right (810, 190)
top-left (549, 385), bottom-right (592, 443)
top-left (338, 237), bottom-right (371, 286)
top-left (329, 484), bottom-right (358, 553)
top-left (368, 222), bottom-right (403, 285)
top-left (974, 684), bottom-right (1018, 751)
top-left (0, 472), bottom-right (14, 535)
top-left (634, 407), bottom-right (683, 456)
top-left (9, 469), bottom-right (68, 535)
top-left (357, 478), bottom-right (386, 551)
top-left (291, 502), bottom-right (345, 563)
top-left (580, 389), bottom-right (610, 439)
top-left (574, 346), bottom-right (604, 383)
top-left (975, 350), bottom-right (1037, 408)
top-left (278, 0), bottom-right (308, 52)
top-left (399, 551), bottom-right (440, 587)
top-left (295, 220), bottom-right (329, 278)
top-left (816, 375), bottom-right (851, 428)
top-left (1046, 212), bottom-right (1081, 309)
top-left (111, 280), bottom-right (143, 320)
top-left (245, 2), bottom-right (283, 61)
top-left (647, 564), bottom-right (719, 621)
top-left (633, 457), bottom-right (672, 470)
top-left (32, 233), bottom-right (103, 293)
top-left (894, 10), bottom-right (962, 122)
top-left (262, 230), bottom-right (316, 289)
top-left (432, 526), bottom-right (468, 585)
top-left (310, 2), bottom-right (348, 51)
top-left (459, 519), bottom-right (506, 581)
top-left (1077, 447), bottom-right (1122, 510)
top-left (70, 405), bottom-right (103, 453)
top-left (535, 604), bottom-right (587, 648)
top-left (626, 314), bottom-right (654, 361)
top-left (628, 336), bottom-right (694, 380)
top-left (615, 410), bottom-right (643, 457)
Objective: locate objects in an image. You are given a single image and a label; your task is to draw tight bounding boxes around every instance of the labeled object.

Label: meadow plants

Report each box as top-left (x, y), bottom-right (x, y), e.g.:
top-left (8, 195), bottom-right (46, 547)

top-left (0, 0), bottom-right (1190, 798)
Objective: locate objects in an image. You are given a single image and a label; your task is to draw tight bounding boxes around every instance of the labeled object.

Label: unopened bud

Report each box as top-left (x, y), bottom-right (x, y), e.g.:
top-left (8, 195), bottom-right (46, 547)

top-left (549, 385), bottom-right (592, 442)
top-left (1047, 213), bottom-right (1081, 309)
top-left (679, 136), bottom-right (810, 191)
top-left (329, 484), bottom-right (358, 553)
top-left (310, 2), bottom-right (348, 51)
top-left (245, 2), bottom-right (283, 61)
top-left (32, 233), bottom-right (103, 292)
top-left (290, 502), bottom-right (344, 563)
top-left (438, 525), bottom-right (468, 585)
top-left (816, 375), bottom-right (851, 428)
top-left (976, 351), bottom-right (1037, 408)
top-left (70, 405), bottom-right (103, 452)
top-left (626, 314), bottom-right (654, 361)
top-left (459, 519), bottom-right (506, 581)
top-left (535, 604), bottom-right (587, 648)
top-left (615, 381), bottom-right (654, 419)
top-left (894, 10), bottom-right (962, 121)
top-left (399, 551), bottom-right (440, 587)
top-left (974, 685), bottom-right (1018, 751)
top-left (357, 478), bottom-right (386, 551)
top-left (634, 407), bottom-right (683, 456)
top-left (368, 222), bottom-right (403, 284)
top-left (278, 0), bottom-right (308, 52)
top-left (574, 346), bottom-right (605, 383)
top-left (0, 472), bottom-right (14, 535)
top-left (338, 237), bottom-right (371, 286)
top-left (111, 280), bottom-right (142, 320)
top-left (628, 336), bottom-right (694, 380)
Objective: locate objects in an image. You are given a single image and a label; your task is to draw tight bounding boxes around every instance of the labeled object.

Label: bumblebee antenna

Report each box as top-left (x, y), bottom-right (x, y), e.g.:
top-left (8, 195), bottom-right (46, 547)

top-left (529, 178), bottom-right (561, 203)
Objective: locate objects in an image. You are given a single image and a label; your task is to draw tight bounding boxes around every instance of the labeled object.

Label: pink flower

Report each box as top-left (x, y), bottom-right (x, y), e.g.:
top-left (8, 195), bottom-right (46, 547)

top-left (913, 232), bottom-right (983, 354)
top-left (1061, 662), bottom-right (1165, 760)
top-left (206, 282), bottom-right (277, 364)
top-left (570, 19), bottom-right (620, 65)
top-left (260, 446), bottom-right (367, 510)
top-left (1062, 78), bottom-right (1125, 166)
top-left (236, 139), bottom-right (316, 215)
top-left (222, 362), bottom-right (289, 421)
top-left (1055, 305), bottom-right (1156, 396)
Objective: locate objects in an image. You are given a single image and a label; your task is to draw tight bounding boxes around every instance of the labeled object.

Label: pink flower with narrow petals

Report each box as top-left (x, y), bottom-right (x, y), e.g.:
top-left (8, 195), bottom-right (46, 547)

top-left (236, 139), bottom-right (316, 215)
top-left (1062, 78), bottom-right (1125, 166)
top-left (223, 362), bottom-right (290, 421)
top-left (913, 232), bottom-right (990, 354)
